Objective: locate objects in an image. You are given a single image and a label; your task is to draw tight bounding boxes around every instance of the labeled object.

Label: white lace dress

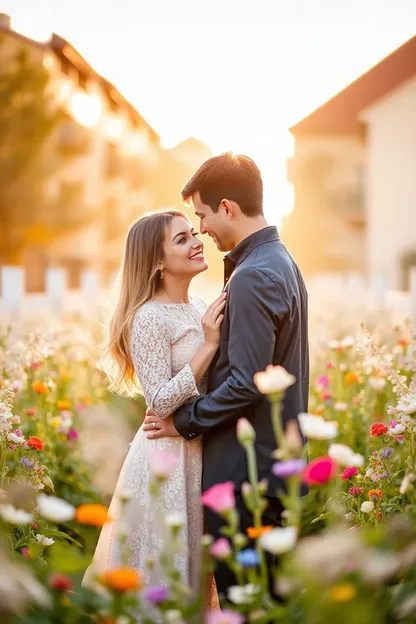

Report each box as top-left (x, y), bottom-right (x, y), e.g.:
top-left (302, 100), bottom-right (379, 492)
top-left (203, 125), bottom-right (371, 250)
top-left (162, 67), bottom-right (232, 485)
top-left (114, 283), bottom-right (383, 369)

top-left (84, 296), bottom-right (216, 612)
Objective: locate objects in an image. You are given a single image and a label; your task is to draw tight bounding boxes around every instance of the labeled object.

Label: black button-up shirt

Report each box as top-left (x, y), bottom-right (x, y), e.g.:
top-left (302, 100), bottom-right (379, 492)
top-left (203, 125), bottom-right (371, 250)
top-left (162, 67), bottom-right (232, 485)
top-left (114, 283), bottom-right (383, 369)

top-left (173, 226), bottom-right (309, 496)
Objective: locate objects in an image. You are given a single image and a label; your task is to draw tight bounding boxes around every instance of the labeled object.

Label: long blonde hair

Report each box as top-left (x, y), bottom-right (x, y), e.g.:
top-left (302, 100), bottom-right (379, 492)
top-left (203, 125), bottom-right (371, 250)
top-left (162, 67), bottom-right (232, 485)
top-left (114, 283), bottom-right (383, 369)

top-left (106, 209), bottom-right (188, 395)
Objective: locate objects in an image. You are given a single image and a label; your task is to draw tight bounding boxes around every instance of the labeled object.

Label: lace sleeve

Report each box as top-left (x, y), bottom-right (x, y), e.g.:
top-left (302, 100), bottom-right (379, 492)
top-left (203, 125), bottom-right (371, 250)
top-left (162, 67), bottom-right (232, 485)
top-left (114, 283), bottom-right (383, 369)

top-left (130, 305), bottom-right (200, 418)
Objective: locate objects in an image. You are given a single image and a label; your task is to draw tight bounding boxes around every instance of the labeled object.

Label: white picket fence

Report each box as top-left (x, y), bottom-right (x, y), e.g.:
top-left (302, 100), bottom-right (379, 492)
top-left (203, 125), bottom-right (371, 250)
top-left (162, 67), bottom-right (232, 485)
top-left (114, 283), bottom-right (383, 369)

top-left (1, 265), bottom-right (416, 330)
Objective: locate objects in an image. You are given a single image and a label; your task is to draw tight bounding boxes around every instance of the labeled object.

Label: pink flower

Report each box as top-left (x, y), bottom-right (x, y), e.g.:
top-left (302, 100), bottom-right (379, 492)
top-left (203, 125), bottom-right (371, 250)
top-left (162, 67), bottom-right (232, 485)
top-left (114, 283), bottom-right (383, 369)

top-left (148, 451), bottom-right (179, 480)
top-left (30, 362), bottom-right (41, 370)
top-left (325, 361), bottom-right (335, 369)
top-left (395, 435), bottom-right (404, 442)
top-left (21, 548), bottom-right (30, 558)
top-left (349, 487), bottom-right (364, 496)
top-left (389, 420), bottom-right (397, 429)
top-left (340, 467), bottom-right (359, 480)
top-left (206, 610), bottom-right (244, 624)
top-left (210, 538), bottom-right (232, 560)
top-left (201, 482), bottom-right (235, 514)
top-left (67, 429), bottom-right (78, 441)
top-left (9, 444), bottom-right (17, 451)
top-left (302, 456), bottom-right (337, 486)
top-left (316, 375), bottom-right (330, 390)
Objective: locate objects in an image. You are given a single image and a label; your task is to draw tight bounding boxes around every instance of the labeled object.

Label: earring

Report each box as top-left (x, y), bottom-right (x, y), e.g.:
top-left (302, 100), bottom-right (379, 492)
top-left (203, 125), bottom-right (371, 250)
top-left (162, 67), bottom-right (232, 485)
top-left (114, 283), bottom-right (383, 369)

top-left (160, 269), bottom-right (164, 280)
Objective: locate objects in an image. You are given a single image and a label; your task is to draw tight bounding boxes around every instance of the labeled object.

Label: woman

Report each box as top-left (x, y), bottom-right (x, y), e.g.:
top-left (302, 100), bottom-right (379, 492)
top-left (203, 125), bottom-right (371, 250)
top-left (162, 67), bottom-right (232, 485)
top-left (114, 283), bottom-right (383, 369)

top-left (84, 210), bottom-right (224, 612)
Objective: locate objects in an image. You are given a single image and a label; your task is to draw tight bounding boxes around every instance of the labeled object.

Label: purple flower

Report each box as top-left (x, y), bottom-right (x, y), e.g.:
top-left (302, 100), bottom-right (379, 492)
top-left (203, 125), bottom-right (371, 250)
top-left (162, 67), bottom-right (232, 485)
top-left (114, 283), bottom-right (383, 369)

top-left (67, 429), bottom-right (78, 441)
top-left (380, 447), bottom-right (394, 459)
top-left (273, 459), bottom-right (306, 478)
top-left (20, 458), bottom-right (35, 470)
top-left (236, 549), bottom-right (260, 567)
top-left (14, 429), bottom-right (22, 437)
top-left (143, 585), bottom-right (170, 604)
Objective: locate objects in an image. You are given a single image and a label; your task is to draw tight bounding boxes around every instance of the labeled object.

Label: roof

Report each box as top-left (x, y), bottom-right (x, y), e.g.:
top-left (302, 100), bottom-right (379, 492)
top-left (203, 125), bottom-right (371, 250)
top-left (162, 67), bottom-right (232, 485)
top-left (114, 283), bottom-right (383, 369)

top-left (0, 24), bottom-right (159, 142)
top-left (290, 34), bottom-right (416, 136)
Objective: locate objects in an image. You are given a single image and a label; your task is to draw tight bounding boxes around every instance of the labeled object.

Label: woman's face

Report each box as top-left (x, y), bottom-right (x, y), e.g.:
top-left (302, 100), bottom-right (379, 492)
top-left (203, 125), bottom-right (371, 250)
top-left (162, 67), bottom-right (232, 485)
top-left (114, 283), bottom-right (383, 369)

top-left (161, 216), bottom-right (208, 279)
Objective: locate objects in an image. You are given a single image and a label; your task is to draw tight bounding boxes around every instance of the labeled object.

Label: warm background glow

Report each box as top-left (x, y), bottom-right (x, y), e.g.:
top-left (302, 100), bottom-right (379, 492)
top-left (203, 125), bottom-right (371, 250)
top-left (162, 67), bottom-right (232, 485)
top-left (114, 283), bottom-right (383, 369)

top-left (4, 0), bottom-right (416, 225)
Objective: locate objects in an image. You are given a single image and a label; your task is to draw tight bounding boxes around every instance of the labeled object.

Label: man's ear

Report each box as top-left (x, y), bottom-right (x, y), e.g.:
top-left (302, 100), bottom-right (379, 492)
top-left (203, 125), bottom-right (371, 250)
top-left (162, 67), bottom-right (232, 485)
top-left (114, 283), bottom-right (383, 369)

top-left (220, 199), bottom-right (234, 220)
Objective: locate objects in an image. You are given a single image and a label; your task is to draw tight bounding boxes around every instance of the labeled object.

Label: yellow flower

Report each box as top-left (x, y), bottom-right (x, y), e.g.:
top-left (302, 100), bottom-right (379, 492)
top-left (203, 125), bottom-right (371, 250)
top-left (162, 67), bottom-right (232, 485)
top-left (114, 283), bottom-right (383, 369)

top-left (75, 504), bottom-right (112, 526)
top-left (57, 400), bottom-right (71, 411)
top-left (99, 567), bottom-right (142, 592)
top-left (49, 417), bottom-right (61, 429)
top-left (329, 583), bottom-right (356, 602)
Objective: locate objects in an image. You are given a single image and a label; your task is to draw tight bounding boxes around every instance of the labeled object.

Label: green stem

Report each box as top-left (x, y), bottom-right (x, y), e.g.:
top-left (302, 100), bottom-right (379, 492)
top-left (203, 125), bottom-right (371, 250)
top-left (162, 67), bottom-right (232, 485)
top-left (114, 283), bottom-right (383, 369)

top-left (270, 398), bottom-right (284, 451)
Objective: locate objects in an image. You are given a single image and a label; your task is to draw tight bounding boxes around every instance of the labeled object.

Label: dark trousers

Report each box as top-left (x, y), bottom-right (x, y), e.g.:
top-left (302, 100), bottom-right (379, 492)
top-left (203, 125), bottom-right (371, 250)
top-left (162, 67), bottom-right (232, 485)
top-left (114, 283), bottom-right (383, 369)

top-left (205, 493), bottom-right (283, 603)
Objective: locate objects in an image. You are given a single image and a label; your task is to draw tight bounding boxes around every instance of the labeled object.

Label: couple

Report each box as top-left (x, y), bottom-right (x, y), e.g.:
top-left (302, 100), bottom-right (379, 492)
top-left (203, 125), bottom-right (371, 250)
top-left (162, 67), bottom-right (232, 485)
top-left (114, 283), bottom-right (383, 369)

top-left (87, 153), bottom-right (309, 612)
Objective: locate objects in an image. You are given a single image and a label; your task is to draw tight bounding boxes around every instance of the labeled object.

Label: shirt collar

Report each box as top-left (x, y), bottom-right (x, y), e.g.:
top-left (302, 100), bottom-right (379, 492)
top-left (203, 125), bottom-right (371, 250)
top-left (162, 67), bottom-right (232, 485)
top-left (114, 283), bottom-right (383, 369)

top-left (223, 226), bottom-right (279, 286)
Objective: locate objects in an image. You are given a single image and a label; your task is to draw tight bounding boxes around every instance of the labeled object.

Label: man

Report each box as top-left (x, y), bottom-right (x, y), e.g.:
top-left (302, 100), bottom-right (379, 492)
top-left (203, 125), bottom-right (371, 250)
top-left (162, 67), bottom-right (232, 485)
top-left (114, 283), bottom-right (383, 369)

top-left (143, 152), bottom-right (309, 599)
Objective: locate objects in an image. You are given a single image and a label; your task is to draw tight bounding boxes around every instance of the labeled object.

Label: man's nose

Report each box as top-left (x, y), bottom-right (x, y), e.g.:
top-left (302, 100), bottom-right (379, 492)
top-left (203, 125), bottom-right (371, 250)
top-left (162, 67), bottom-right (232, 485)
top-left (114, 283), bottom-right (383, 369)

top-left (200, 223), bottom-right (207, 234)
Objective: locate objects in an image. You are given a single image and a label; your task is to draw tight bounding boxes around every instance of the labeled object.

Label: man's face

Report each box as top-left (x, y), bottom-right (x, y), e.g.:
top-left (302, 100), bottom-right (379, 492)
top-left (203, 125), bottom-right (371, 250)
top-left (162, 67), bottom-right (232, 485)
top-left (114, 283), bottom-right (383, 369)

top-left (191, 192), bottom-right (234, 252)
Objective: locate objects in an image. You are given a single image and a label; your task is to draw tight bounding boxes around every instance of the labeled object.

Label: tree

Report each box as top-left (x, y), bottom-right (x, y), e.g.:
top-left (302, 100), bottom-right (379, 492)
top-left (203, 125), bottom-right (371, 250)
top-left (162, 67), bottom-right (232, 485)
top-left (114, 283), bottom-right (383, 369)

top-left (0, 35), bottom-right (63, 264)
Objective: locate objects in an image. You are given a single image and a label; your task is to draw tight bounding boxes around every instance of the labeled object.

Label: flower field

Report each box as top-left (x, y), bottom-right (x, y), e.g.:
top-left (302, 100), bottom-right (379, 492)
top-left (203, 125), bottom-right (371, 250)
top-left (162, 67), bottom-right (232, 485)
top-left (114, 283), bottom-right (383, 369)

top-left (0, 313), bottom-right (415, 623)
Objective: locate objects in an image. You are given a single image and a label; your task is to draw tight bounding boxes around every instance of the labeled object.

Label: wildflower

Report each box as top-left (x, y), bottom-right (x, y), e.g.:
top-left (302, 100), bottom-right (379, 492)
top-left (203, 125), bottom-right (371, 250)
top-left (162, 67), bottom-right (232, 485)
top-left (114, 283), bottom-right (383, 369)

top-left (360, 501), bottom-right (374, 514)
top-left (201, 482), bottom-right (235, 514)
top-left (27, 437), bottom-right (44, 451)
top-left (210, 538), bottom-right (231, 559)
top-left (228, 584), bottom-right (260, 605)
top-left (400, 473), bottom-right (415, 494)
top-left (316, 375), bottom-right (330, 390)
top-left (325, 360), bottom-right (335, 369)
top-left (334, 402), bottom-right (348, 411)
top-left (349, 487), bottom-right (364, 496)
top-left (370, 422), bottom-right (388, 437)
top-left (380, 447), bottom-right (394, 459)
top-left (7, 432), bottom-right (25, 445)
top-left (273, 459), bottom-right (306, 478)
top-left (37, 494), bottom-right (75, 523)
top-left (298, 413), bottom-right (338, 440)
top-left (368, 489), bottom-right (382, 501)
top-left (26, 408), bottom-right (36, 416)
top-left (253, 365), bottom-right (296, 396)
top-left (48, 417), bottom-right (61, 429)
top-left (99, 567), bottom-right (142, 592)
top-left (32, 381), bottom-right (48, 395)
top-left (247, 526), bottom-right (273, 539)
top-left (21, 548), bottom-right (31, 558)
top-left (57, 400), bottom-right (71, 411)
top-left (329, 444), bottom-right (364, 467)
top-left (302, 456), bottom-right (337, 485)
top-left (369, 377), bottom-right (386, 392)
top-left (0, 504), bottom-right (33, 525)
top-left (340, 467), bottom-right (359, 480)
top-left (143, 585), bottom-right (170, 604)
top-left (259, 526), bottom-right (297, 554)
top-left (344, 372), bottom-right (359, 385)
top-left (236, 418), bottom-right (255, 444)
top-left (329, 583), bottom-right (356, 602)
top-left (148, 450), bottom-right (178, 481)
top-left (67, 429), bottom-right (78, 441)
top-left (206, 610), bottom-right (244, 624)
top-left (396, 396), bottom-right (416, 415)
top-left (237, 549), bottom-right (260, 567)
top-left (75, 504), bottom-right (111, 526)
top-left (165, 513), bottom-right (184, 528)
top-left (50, 574), bottom-right (73, 592)
top-left (389, 422), bottom-right (406, 435)
top-left (35, 534), bottom-right (55, 547)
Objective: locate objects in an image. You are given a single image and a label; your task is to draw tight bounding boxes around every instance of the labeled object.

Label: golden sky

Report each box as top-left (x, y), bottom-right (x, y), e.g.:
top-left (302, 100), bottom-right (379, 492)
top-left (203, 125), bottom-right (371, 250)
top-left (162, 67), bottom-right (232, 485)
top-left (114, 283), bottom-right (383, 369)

top-left (4, 0), bottom-right (416, 224)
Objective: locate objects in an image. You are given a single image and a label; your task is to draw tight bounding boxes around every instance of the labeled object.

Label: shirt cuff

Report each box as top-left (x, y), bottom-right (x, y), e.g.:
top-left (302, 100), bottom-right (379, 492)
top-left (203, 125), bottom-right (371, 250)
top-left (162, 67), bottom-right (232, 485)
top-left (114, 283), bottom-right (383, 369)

top-left (173, 401), bottom-right (201, 441)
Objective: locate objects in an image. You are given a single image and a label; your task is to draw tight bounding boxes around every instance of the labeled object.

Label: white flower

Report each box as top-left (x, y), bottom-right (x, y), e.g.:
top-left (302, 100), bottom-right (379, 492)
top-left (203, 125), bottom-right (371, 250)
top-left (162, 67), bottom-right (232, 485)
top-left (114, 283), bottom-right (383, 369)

top-left (253, 365), bottom-right (296, 395)
top-left (328, 443), bottom-right (364, 467)
top-left (400, 473), bottom-right (415, 495)
top-left (389, 423), bottom-right (406, 435)
top-left (236, 417), bottom-right (255, 443)
top-left (0, 504), bottom-right (33, 525)
top-left (396, 397), bottom-right (416, 416)
top-left (369, 377), bottom-right (386, 392)
top-left (228, 584), bottom-right (261, 604)
top-left (165, 610), bottom-right (184, 624)
top-left (259, 526), bottom-right (297, 554)
top-left (361, 501), bottom-right (374, 514)
top-left (35, 534), bottom-right (55, 547)
top-left (334, 402), bottom-right (348, 412)
top-left (341, 336), bottom-right (355, 349)
top-left (328, 340), bottom-right (340, 350)
top-left (36, 494), bottom-right (75, 523)
top-left (165, 513), bottom-right (184, 528)
top-left (298, 413), bottom-right (338, 440)
top-left (148, 450), bottom-right (179, 480)
top-left (7, 432), bottom-right (25, 444)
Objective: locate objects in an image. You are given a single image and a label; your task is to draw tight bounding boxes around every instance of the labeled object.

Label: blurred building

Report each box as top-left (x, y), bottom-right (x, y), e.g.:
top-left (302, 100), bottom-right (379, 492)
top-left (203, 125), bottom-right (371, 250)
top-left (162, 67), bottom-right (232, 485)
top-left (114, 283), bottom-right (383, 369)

top-left (0, 14), bottom-right (211, 292)
top-left (284, 35), bottom-right (416, 290)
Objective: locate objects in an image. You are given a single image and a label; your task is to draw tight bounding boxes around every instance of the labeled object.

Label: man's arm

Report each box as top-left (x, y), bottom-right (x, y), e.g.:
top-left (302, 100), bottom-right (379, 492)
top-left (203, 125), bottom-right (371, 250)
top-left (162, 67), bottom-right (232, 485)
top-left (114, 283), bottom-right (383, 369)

top-left (172, 267), bottom-right (287, 440)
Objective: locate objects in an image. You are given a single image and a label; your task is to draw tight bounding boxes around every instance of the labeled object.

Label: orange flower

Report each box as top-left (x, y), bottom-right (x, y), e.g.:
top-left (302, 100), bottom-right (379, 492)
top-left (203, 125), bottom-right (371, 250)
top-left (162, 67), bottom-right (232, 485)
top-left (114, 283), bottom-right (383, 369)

top-left (32, 381), bottom-right (49, 395)
top-left (247, 526), bottom-right (273, 539)
top-left (344, 371), bottom-right (359, 385)
top-left (75, 504), bottom-right (112, 526)
top-left (99, 567), bottom-right (142, 592)
top-left (27, 436), bottom-right (45, 451)
top-left (57, 400), bottom-right (71, 411)
top-left (368, 489), bottom-right (383, 501)
top-left (314, 405), bottom-right (324, 416)
top-left (81, 396), bottom-right (92, 406)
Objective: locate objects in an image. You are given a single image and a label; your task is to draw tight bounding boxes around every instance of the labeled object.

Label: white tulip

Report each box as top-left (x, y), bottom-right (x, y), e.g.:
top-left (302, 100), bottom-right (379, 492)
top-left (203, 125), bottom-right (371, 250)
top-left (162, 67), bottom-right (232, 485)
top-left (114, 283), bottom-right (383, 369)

top-left (35, 534), bottom-right (55, 547)
top-left (259, 526), bottom-right (297, 555)
top-left (0, 504), bottom-right (33, 525)
top-left (36, 494), bottom-right (75, 523)
top-left (361, 501), bottom-right (374, 514)
top-left (298, 413), bottom-right (338, 440)
top-left (328, 443), bottom-right (364, 467)
top-left (253, 365), bottom-right (296, 395)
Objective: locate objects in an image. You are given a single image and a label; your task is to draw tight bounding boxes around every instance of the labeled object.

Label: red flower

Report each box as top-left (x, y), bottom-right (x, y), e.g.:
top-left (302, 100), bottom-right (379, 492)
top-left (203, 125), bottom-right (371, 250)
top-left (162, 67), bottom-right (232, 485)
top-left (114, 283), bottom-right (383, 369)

top-left (50, 574), bottom-right (73, 592)
top-left (302, 456), bottom-right (337, 486)
top-left (27, 436), bottom-right (44, 451)
top-left (340, 467), bottom-right (359, 480)
top-left (370, 423), bottom-right (388, 437)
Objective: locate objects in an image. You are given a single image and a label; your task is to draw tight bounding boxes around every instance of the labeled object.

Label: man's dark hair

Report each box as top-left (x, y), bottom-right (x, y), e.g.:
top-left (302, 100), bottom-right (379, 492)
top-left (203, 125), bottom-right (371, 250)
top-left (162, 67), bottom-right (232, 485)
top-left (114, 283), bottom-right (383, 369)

top-left (181, 152), bottom-right (263, 217)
